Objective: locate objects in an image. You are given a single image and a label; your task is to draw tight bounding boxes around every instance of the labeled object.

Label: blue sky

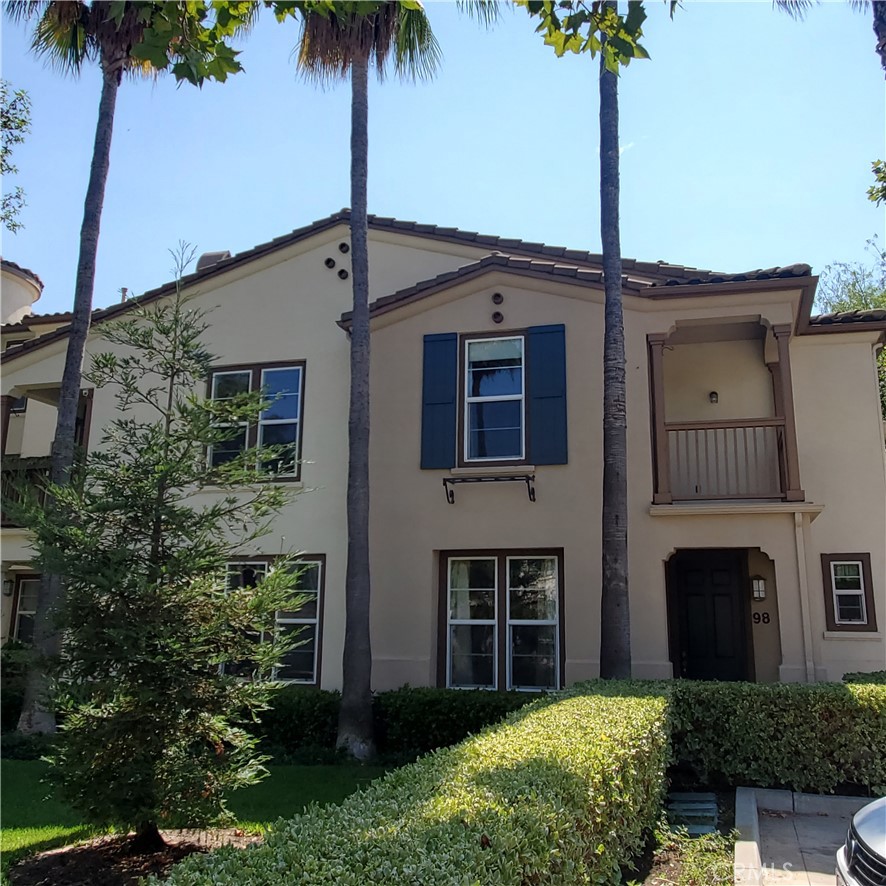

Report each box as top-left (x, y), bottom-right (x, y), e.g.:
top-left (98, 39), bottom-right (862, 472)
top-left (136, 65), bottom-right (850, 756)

top-left (2, 1), bottom-right (883, 315)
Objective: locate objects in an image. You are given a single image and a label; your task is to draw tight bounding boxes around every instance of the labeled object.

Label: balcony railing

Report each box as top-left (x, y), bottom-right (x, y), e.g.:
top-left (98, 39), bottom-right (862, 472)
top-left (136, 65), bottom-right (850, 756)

top-left (665, 418), bottom-right (786, 501)
top-left (1, 457), bottom-right (50, 527)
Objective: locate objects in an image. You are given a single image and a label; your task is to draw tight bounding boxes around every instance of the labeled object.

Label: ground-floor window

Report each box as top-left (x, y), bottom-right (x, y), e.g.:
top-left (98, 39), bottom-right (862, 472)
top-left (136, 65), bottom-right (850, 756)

top-left (225, 555), bottom-right (325, 684)
top-left (820, 552), bottom-right (877, 632)
top-left (440, 550), bottom-right (563, 691)
top-left (9, 574), bottom-right (39, 643)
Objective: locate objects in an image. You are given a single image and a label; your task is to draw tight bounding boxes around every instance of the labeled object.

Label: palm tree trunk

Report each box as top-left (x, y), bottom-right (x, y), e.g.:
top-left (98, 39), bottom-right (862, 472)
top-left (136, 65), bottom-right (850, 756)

top-left (598, 38), bottom-right (631, 680)
top-left (873, 0), bottom-right (886, 74)
top-left (17, 61), bottom-right (120, 735)
top-left (337, 50), bottom-right (375, 761)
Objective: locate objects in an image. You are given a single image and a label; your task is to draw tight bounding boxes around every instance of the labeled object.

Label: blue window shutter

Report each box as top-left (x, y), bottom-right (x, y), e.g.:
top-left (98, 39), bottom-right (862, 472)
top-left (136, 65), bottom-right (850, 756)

top-left (421, 333), bottom-right (458, 469)
top-left (527, 324), bottom-right (568, 465)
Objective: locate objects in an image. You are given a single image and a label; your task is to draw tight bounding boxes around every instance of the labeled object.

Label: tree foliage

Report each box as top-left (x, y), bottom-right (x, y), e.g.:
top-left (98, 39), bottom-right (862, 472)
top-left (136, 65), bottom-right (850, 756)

top-left (816, 237), bottom-right (886, 419)
top-left (10, 248), bottom-right (305, 847)
top-left (0, 79), bottom-right (31, 233)
top-left (868, 159), bottom-right (885, 206)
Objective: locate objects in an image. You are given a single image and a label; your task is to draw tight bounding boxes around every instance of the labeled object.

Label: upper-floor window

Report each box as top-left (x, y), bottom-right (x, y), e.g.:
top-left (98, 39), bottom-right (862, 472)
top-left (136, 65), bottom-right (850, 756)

top-left (463, 336), bottom-right (525, 462)
top-left (821, 553), bottom-right (878, 633)
top-left (10, 575), bottom-right (39, 643)
top-left (9, 397), bottom-right (27, 414)
top-left (421, 325), bottom-right (567, 470)
top-left (225, 555), bottom-right (325, 684)
top-left (208, 362), bottom-right (304, 479)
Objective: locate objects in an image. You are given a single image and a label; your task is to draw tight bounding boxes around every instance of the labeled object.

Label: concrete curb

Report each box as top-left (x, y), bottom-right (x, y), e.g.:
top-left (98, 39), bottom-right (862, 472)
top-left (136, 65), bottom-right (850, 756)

top-left (733, 789), bottom-right (869, 884)
top-left (734, 787), bottom-right (762, 884)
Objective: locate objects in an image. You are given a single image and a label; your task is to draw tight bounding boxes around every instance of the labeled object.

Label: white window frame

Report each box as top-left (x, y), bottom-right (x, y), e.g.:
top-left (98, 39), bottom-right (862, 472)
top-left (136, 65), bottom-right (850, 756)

top-left (208, 370), bottom-right (252, 469)
top-left (506, 556), bottom-right (559, 692)
top-left (224, 558), bottom-right (323, 684)
top-left (445, 553), bottom-right (561, 692)
top-left (256, 366), bottom-right (303, 476)
top-left (463, 335), bottom-right (525, 463)
top-left (208, 365), bottom-right (303, 478)
top-left (446, 556), bottom-right (498, 690)
top-left (12, 575), bottom-right (40, 643)
top-left (830, 560), bottom-right (867, 625)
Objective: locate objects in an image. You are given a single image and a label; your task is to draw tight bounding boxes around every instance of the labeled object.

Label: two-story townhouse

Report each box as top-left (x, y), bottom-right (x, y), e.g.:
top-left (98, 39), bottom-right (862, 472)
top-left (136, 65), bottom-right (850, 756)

top-left (2, 210), bottom-right (884, 688)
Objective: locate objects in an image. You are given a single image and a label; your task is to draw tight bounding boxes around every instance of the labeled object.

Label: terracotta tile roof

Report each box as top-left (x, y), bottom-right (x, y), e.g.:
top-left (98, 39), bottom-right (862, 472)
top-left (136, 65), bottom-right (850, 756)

top-left (808, 308), bottom-right (886, 327)
top-left (340, 254), bottom-right (812, 325)
top-left (2, 310), bottom-right (76, 331)
top-left (0, 210), bottom-right (818, 363)
top-left (1, 258), bottom-right (44, 290)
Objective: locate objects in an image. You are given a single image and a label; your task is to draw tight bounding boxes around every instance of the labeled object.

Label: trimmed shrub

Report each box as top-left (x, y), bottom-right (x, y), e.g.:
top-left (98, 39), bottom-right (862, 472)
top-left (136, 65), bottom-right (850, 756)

top-left (0, 730), bottom-right (58, 760)
top-left (373, 686), bottom-right (531, 755)
top-left (159, 687), bottom-right (669, 885)
top-left (843, 670), bottom-right (886, 685)
top-left (669, 681), bottom-right (886, 793)
top-left (253, 686), bottom-right (340, 759)
top-left (0, 641), bottom-right (28, 733)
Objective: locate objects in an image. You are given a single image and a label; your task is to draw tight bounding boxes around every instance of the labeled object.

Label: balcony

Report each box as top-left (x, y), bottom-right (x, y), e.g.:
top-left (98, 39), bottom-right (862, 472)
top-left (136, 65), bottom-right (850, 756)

top-left (666, 418), bottom-right (786, 500)
top-left (648, 321), bottom-right (804, 504)
top-left (1, 456), bottom-right (50, 527)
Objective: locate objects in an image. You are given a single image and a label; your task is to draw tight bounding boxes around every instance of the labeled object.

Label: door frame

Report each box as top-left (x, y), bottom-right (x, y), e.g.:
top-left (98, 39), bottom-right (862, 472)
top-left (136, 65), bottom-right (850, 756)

top-left (666, 548), bottom-right (756, 682)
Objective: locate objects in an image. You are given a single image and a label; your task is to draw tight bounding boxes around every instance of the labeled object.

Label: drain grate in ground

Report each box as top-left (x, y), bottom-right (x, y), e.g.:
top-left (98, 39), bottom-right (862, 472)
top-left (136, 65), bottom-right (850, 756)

top-left (666, 791), bottom-right (718, 836)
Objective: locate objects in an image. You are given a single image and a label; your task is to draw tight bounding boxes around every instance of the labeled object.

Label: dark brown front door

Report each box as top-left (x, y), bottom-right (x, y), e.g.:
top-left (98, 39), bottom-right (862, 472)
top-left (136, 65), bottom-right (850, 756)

top-left (669, 549), bottom-right (750, 681)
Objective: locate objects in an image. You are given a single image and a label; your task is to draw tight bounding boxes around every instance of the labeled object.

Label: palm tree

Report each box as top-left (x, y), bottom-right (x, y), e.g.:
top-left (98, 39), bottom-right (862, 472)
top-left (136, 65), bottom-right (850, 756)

top-left (6, 0), bottom-right (163, 734)
top-left (293, 1), bottom-right (442, 760)
top-left (597, 3), bottom-right (630, 680)
top-left (775, 1), bottom-right (885, 74)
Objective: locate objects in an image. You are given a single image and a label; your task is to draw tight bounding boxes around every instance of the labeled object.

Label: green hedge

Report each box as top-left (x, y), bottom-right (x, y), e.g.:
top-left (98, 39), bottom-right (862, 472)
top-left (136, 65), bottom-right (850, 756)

top-left (843, 670), bottom-right (886, 685)
top-left (252, 685), bottom-right (532, 762)
top-left (159, 687), bottom-right (669, 886)
top-left (668, 681), bottom-right (886, 793)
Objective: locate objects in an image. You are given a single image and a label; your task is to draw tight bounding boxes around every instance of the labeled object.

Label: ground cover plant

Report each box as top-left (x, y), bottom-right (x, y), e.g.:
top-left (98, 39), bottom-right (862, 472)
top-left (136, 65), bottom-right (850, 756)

top-left (157, 687), bottom-right (670, 886)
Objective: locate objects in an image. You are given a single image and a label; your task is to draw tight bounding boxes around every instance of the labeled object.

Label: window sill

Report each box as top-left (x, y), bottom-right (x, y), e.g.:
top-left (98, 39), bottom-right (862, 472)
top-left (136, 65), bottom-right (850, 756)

top-left (822, 630), bottom-right (882, 640)
top-left (450, 465), bottom-right (536, 478)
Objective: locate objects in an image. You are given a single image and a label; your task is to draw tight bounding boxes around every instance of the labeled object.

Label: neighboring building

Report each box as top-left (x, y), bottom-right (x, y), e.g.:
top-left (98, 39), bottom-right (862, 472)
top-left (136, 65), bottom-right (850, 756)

top-left (1, 258), bottom-right (43, 326)
top-left (2, 211), bottom-right (884, 686)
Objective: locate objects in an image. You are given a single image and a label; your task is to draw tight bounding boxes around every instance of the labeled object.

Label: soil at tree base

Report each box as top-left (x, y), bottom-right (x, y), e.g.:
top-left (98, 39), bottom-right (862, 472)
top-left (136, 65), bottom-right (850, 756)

top-left (7, 829), bottom-right (260, 886)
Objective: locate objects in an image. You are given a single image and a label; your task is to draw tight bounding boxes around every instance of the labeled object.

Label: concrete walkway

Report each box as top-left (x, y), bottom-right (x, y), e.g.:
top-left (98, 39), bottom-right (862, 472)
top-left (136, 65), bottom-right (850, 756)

top-left (737, 789), bottom-right (870, 886)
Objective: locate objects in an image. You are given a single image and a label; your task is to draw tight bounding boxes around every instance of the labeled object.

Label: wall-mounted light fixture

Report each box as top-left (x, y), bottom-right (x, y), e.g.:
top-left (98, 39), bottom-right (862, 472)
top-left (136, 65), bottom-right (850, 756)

top-left (2, 579), bottom-right (14, 598)
top-left (708, 391), bottom-right (719, 404)
top-left (751, 575), bottom-right (766, 601)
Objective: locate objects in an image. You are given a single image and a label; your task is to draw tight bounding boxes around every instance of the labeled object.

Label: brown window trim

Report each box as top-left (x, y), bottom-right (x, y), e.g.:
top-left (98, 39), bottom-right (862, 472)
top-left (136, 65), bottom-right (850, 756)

top-left (820, 553), bottom-right (878, 633)
top-left (207, 360), bottom-right (306, 482)
top-left (457, 330), bottom-right (531, 469)
top-left (226, 553), bottom-right (326, 687)
top-left (437, 548), bottom-right (565, 691)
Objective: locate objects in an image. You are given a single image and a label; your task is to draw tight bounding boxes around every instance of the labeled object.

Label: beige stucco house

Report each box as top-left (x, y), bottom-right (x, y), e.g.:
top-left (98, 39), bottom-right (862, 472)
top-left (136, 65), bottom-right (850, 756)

top-left (2, 211), bottom-right (884, 689)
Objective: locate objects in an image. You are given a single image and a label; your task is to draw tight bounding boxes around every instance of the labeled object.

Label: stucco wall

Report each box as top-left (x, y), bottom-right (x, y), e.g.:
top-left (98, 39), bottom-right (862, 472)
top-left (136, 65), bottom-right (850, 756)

top-left (1, 268), bottom-right (41, 326)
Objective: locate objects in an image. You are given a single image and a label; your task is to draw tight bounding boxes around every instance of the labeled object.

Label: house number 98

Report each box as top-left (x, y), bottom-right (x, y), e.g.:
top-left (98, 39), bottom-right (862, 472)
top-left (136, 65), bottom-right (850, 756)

top-left (753, 612), bottom-right (771, 625)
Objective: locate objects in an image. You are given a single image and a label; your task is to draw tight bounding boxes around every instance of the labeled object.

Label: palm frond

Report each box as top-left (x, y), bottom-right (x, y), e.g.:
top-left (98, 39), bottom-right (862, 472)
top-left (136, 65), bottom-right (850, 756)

top-left (31, 2), bottom-right (93, 76)
top-left (3, 1), bottom-right (50, 24)
top-left (772, 0), bottom-right (817, 21)
top-left (456, 0), bottom-right (500, 27)
top-left (395, 5), bottom-right (441, 82)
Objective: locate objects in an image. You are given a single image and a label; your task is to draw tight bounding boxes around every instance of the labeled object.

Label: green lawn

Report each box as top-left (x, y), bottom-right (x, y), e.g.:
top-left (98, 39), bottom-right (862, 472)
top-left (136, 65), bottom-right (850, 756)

top-left (0, 760), bottom-right (388, 882)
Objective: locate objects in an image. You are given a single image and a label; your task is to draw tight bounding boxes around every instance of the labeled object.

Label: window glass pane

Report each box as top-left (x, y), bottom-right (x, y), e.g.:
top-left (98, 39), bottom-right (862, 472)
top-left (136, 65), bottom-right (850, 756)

top-left (295, 562), bottom-right (320, 592)
top-left (468, 401), bottom-right (522, 459)
top-left (227, 563), bottom-right (267, 591)
top-left (510, 624), bottom-right (556, 689)
top-left (449, 559), bottom-right (495, 590)
top-left (10, 396), bottom-right (27, 413)
top-left (15, 614), bottom-right (34, 644)
top-left (277, 624), bottom-right (315, 681)
top-left (17, 579), bottom-right (40, 613)
top-left (278, 591), bottom-right (318, 621)
top-left (258, 423), bottom-right (298, 473)
top-left (212, 372), bottom-right (251, 400)
top-left (449, 624), bottom-right (495, 688)
top-left (449, 589), bottom-right (495, 620)
top-left (211, 428), bottom-right (248, 466)
top-left (833, 563), bottom-right (862, 591)
top-left (467, 339), bottom-right (522, 398)
top-left (509, 558), bottom-right (557, 620)
top-left (836, 594), bottom-right (865, 623)
top-left (261, 368), bottom-right (301, 421)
